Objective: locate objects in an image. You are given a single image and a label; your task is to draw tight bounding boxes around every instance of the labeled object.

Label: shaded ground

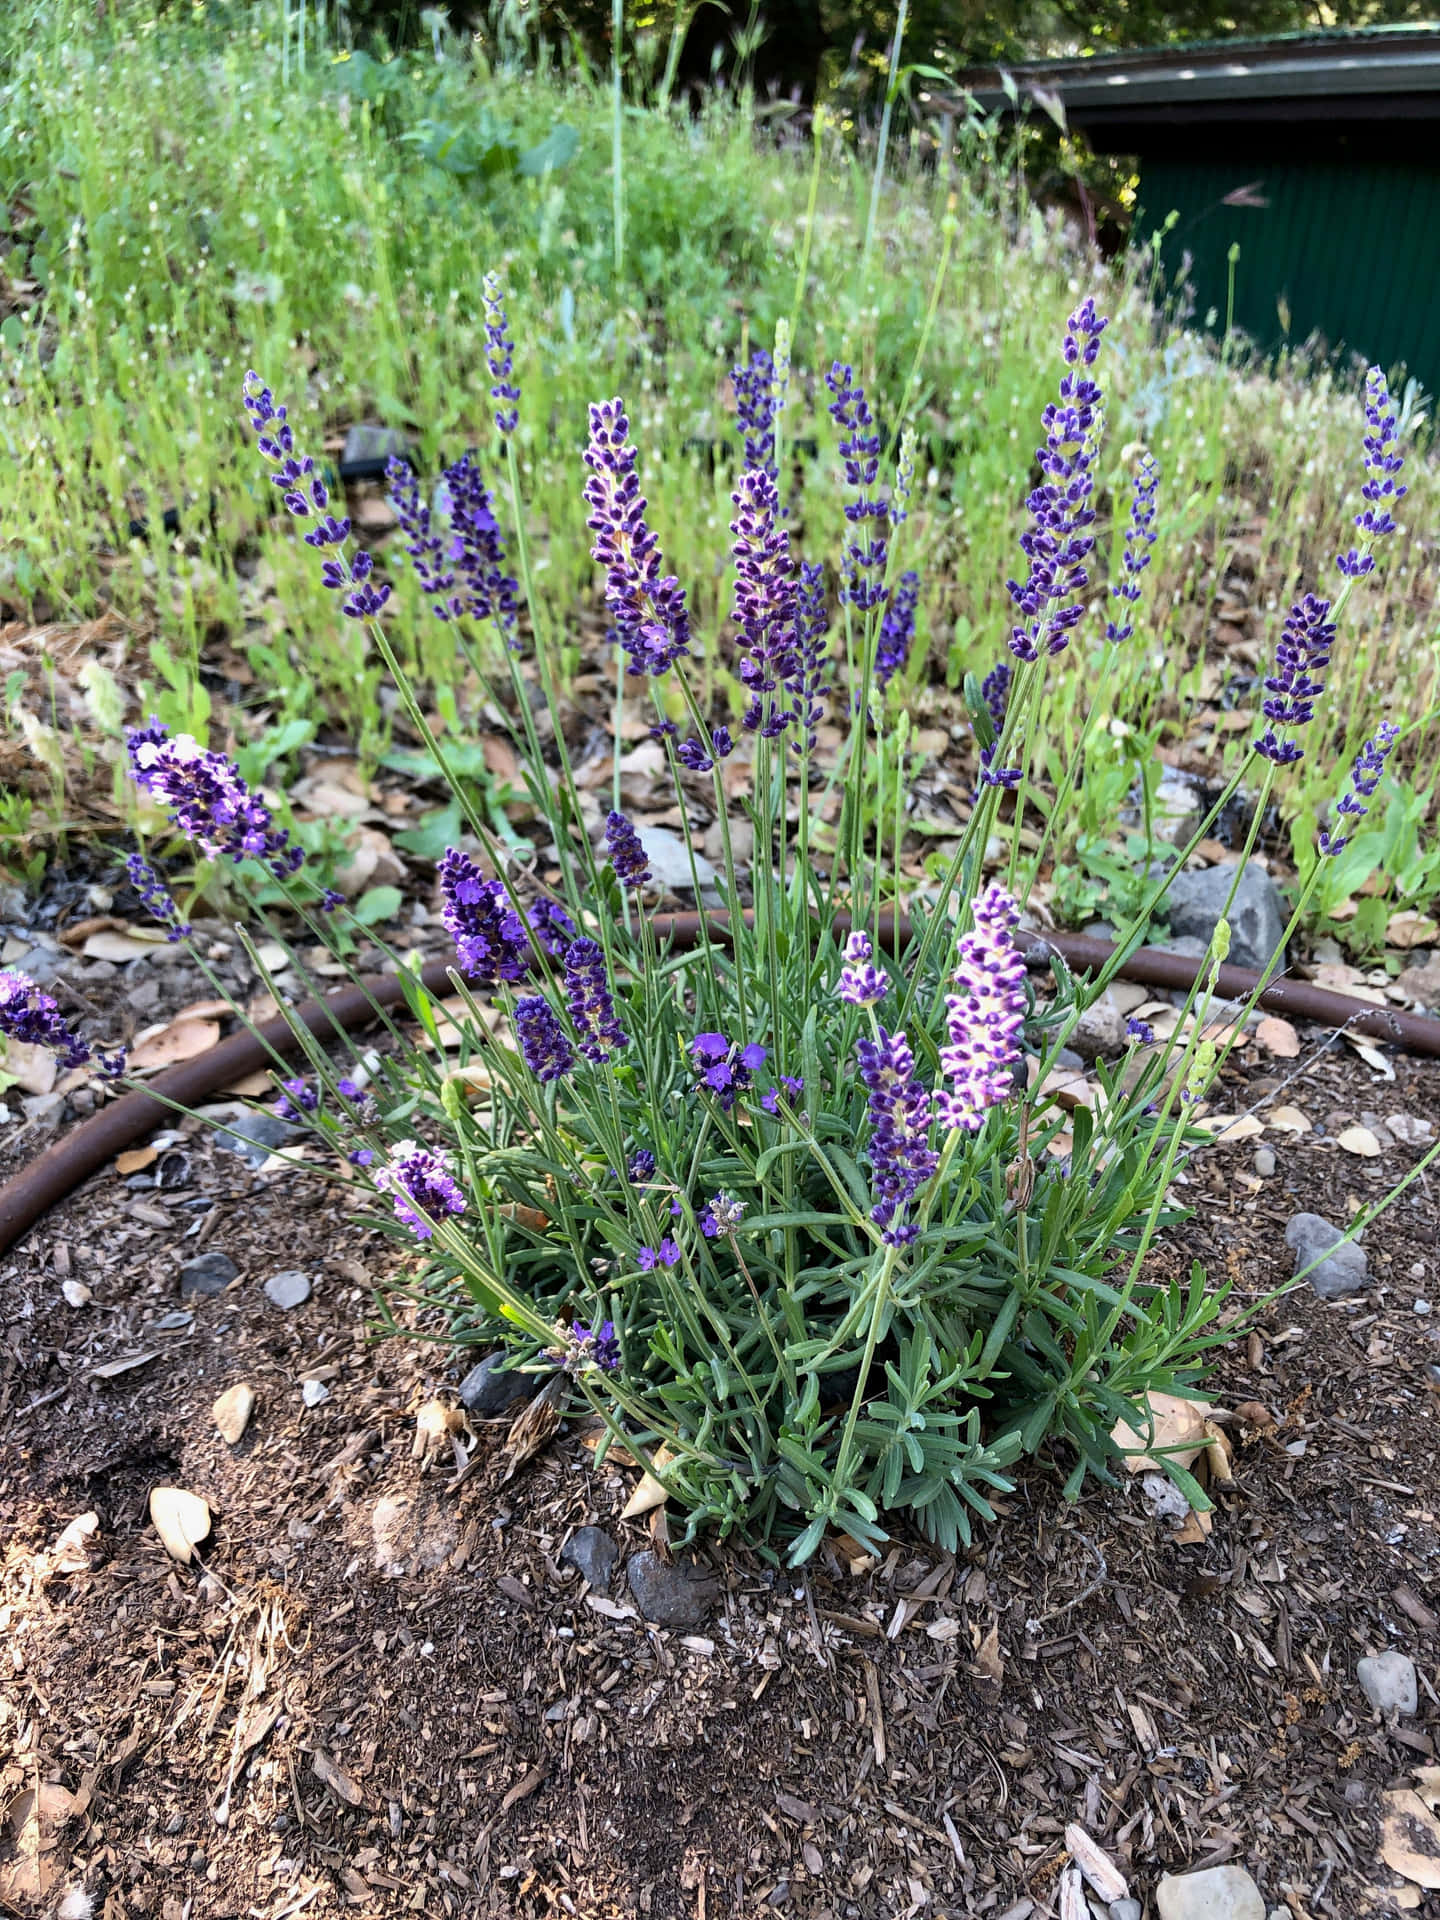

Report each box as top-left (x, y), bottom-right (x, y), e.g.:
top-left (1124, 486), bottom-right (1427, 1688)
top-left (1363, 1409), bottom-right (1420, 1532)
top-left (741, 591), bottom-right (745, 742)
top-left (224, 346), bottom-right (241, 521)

top-left (1, 1016), bottom-right (1437, 1920)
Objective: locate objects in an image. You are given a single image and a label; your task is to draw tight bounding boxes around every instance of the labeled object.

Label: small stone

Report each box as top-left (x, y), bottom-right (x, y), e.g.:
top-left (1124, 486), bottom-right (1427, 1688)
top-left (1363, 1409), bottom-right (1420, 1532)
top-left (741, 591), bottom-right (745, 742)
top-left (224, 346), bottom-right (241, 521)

top-left (1415, 1299), bottom-right (1433, 1316)
top-left (1284, 1212), bottom-right (1368, 1301)
top-left (1071, 988), bottom-right (1129, 1062)
top-left (1110, 1903), bottom-right (1142, 1920)
top-left (1252, 1146), bottom-right (1276, 1179)
top-left (179, 1252), bottom-right (239, 1300)
top-left (1162, 860), bottom-right (1287, 973)
top-left (214, 1112), bottom-right (294, 1168)
top-left (1055, 1047), bottom-right (1085, 1071)
top-left (213, 1383), bottom-right (255, 1445)
top-left (1155, 1864), bottom-right (1265, 1920)
top-left (62, 1279), bottom-right (93, 1308)
top-left (1357, 1650), bottom-right (1418, 1717)
top-left (264, 1270), bottom-right (312, 1310)
top-left (630, 822), bottom-right (716, 893)
top-left (300, 1378), bottom-right (330, 1408)
top-left (1151, 769), bottom-right (1204, 846)
top-left (457, 1353), bottom-right (530, 1416)
top-left (561, 1526), bottom-right (619, 1590)
top-left (626, 1549), bottom-right (720, 1627)
top-left (340, 422), bottom-right (411, 475)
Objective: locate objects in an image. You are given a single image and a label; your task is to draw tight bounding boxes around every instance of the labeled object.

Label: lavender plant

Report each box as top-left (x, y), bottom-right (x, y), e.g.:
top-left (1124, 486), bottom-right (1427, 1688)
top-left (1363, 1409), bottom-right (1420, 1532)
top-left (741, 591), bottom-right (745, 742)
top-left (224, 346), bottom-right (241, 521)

top-left (25, 302), bottom-right (1410, 1565)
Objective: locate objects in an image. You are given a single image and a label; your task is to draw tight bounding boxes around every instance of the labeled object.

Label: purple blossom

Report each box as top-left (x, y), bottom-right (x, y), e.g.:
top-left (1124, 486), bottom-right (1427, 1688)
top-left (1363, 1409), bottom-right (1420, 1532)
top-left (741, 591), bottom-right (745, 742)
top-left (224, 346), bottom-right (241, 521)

top-left (636, 1238), bottom-right (681, 1271)
top-left (760, 1076), bottom-right (804, 1114)
top-left (690, 1032), bottom-right (767, 1111)
top-left (514, 994), bottom-right (575, 1082)
top-left (785, 561), bottom-right (831, 752)
top-left (1256, 592), bottom-right (1338, 765)
top-left (676, 736), bottom-right (714, 773)
top-left (605, 810), bottom-right (652, 890)
top-left (125, 853), bottom-right (191, 941)
top-left (438, 455), bottom-right (520, 643)
top-left (627, 1148), bottom-right (657, 1183)
top-left (379, 1140), bottom-right (466, 1239)
top-left (241, 372), bottom-right (389, 622)
top-left (1006, 298), bottom-right (1107, 662)
top-left (482, 272), bottom-right (520, 436)
top-left (875, 570), bottom-right (920, 688)
top-left (700, 1192), bottom-right (747, 1238)
top-left (438, 849), bottom-right (530, 983)
top-left (1105, 452), bottom-right (1159, 644)
top-left (713, 725), bottom-right (735, 759)
top-left (386, 457), bottom-right (455, 618)
top-left (731, 467), bottom-right (798, 737)
top-left (0, 969), bottom-right (122, 1075)
top-left (935, 884), bottom-right (1026, 1134)
top-left (274, 1076), bottom-right (319, 1118)
top-left (127, 720), bottom-right (304, 880)
top-left (1126, 1016), bottom-right (1156, 1046)
top-left (561, 1319), bottom-right (620, 1373)
top-left (1338, 367), bottom-right (1407, 577)
top-left (825, 363), bottom-right (889, 614)
top-left (583, 397), bottom-right (692, 677)
top-left (1320, 720), bottom-right (1400, 856)
top-left (563, 937), bottom-right (629, 1062)
top-left (732, 347), bottom-right (777, 480)
top-left (856, 1027), bottom-right (936, 1247)
top-left (526, 897), bottom-right (576, 958)
top-left (977, 660), bottom-right (1018, 790)
top-left (838, 930), bottom-right (887, 1007)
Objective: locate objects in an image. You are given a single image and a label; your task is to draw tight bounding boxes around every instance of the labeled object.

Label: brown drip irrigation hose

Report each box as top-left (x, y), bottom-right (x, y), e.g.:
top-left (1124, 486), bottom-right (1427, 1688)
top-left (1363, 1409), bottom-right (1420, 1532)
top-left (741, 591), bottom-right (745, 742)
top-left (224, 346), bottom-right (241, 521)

top-left (1, 913), bottom-right (1435, 1254)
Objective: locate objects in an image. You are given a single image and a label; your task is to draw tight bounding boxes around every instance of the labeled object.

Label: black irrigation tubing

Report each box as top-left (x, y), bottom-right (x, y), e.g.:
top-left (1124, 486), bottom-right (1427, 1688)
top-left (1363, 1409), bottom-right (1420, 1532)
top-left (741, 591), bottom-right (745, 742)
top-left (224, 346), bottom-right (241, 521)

top-left (1, 912), bottom-right (1436, 1255)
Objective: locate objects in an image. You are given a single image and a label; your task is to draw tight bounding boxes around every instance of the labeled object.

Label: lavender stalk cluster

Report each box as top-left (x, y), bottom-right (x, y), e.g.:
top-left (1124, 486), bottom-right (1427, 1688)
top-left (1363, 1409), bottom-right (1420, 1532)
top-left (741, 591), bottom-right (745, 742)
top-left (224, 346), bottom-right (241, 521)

top-left (1006, 298), bottom-right (1108, 663)
top-left (515, 994), bottom-right (575, 1082)
top-left (438, 849), bottom-right (530, 983)
top-left (128, 720), bottom-right (303, 880)
top-left (732, 347), bottom-right (778, 481)
top-left (526, 897), bottom-right (576, 957)
top-left (563, 938), bottom-right (629, 1062)
top-left (583, 398), bottom-right (692, 678)
top-left (1255, 592), bottom-right (1338, 766)
top-left (1320, 720), bottom-right (1400, 856)
top-left (380, 1141), bottom-right (466, 1239)
top-left (1105, 452), bottom-right (1160, 645)
top-left (125, 853), bottom-right (191, 941)
top-left (786, 560), bottom-right (832, 753)
top-left (976, 659), bottom-right (1019, 792)
top-left (691, 1031), bottom-right (767, 1112)
top-left (825, 363), bottom-right (889, 614)
top-left (856, 1027), bottom-right (936, 1246)
top-left (936, 885), bottom-right (1026, 1134)
top-left (837, 930), bottom-right (887, 1007)
top-left (731, 467), bottom-right (799, 737)
top-left (389, 454), bottom-right (519, 645)
top-left (482, 272), bottom-right (520, 436)
top-left (1, 970), bottom-right (123, 1076)
top-left (605, 810), bottom-right (652, 890)
top-left (875, 570), bottom-right (920, 689)
top-left (1338, 367), bottom-right (1407, 577)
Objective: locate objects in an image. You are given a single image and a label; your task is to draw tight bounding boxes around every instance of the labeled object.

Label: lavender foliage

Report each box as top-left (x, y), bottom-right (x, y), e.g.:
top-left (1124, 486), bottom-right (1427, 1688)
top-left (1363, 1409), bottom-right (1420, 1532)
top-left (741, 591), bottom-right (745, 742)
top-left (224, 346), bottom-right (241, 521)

top-left (583, 398), bottom-right (692, 677)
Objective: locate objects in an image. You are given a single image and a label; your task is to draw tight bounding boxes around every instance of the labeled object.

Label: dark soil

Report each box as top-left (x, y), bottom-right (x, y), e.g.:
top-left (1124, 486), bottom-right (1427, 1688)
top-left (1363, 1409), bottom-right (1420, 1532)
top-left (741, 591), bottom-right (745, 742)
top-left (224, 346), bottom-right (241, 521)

top-left (1, 1013), bottom-right (1438, 1919)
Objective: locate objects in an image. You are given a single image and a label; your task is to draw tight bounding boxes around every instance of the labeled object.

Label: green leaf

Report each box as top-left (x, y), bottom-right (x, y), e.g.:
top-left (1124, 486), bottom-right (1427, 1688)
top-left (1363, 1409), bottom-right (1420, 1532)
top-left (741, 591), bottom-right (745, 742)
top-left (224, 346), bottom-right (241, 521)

top-left (394, 801), bottom-right (462, 860)
top-left (519, 124), bottom-right (579, 175)
top-left (352, 884), bottom-right (404, 927)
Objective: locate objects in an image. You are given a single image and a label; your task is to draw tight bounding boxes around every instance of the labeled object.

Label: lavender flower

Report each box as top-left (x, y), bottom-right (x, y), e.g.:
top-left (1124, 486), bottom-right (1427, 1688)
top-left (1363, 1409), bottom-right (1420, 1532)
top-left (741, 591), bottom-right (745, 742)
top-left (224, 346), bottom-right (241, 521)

top-left (977, 660), bottom-right (1019, 790)
top-left (786, 561), bottom-right (831, 753)
top-left (605, 810), bottom-right (652, 890)
top-left (438, 848), bottom-right (530, 983)
top-left (691, 1032), bottom-right (767, 1111)
top-left (1125, 1016), bottom-right (1156, 1046)
top-left (563, 937), bottom-right (629, 1062)
top-left (732, 347), bottom-right (777, 480)
top-left (636, 1238), bottom-right (681, 1271)
top-left (127, 720), bottom-right (303, 879)
top-left (274, 1076), bottom-right (319, 1118)
top-left (378, 1140), bottom-right (466, 1239)
top-left (242, 373), bottom-right (390, 621)
top-left (482, 272), bottom-right (520, 436)
top-left (760, 1076), bottom-right (804, 1114)
top-left (583, 398), bottom-right (692, 677)
top-left (386, 457), bottom-right (455, 619)
top-left (1320, 720), bottom-right (1400, 856)
top-left (125, 852), bottom-right (191, 941)
top-left (527, 897), bottom-right (576, 958)
top-left (1105, 452), bottom-right (1159, 644)
top-left (1256, 592), bottom-right (1338, 765)
top-left (700, 1192), bottom-right (747, 1238)
top-left (676, 737), bottom-right (713, 772)
top-left (1338, 367), bottom-right (1407, 577)
top-left (875, 570), bottom-right (920, 689)
top-left (935, 884), bottom-right (1026, 1134)
top-left (731, 467), bottom-right (798, 737)
top-left (838, 930), bottom-right (887, 1007)
top-left (627, 1148), bottom-right (657, 1183)
top-left (0, 969), bottom-right (121, 1075)
top-left (514, 995), bottom-right (575, 1082)
top-left (713, 725), bottom-right (735, 759)
top-left (826, 363), bottom-right (888, 614)
top-left (1006, 298), bottom-right (1107, 662)
top-left (558, 1318), bottom-right (620, 1373)
top-left (439, 454), bottom-right (520, 643)
top-left (856, 1027), bottom-right (936, 1247)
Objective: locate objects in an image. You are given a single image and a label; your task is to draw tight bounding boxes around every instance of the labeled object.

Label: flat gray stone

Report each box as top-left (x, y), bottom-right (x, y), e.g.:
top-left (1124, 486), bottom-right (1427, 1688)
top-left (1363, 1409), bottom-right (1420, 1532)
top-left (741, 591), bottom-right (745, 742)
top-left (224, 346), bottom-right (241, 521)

top-left (1161, 860), bottom-right (1287, 972)
top-left (1357, 1650), bottom-right (1418, 1716)
top-left (1152, 769), bottom-right (1204, 846)
top-left (1285, 1212), bottom-right (1368, 1300)
top-left (1155, 1865), bottom-right (1265, 1920)
top-left (264, 1270), bottom-right (312, 1310)
top-left (1110, 1903), bottom-right (1142, 1920)
top-left (1252, 1146), bottom-right (1276, 1179)
top-left (457, 1353), bottom-right (530, 1416)
top-left (1071, 988), bottom-right (1129, 1062)
top-left (627, 1549), bottom-right (720, 1627)
top-left (561, 1526), bottom-right (619, 1590)
top-left (631, 822), bottom-right (716, 893)
top-left (179, 1252), bottom-right (238, 1299)
top-left (341, 422), bottom-right (411, 470)
top-left (215, 1112), bottom-right (294, 1167)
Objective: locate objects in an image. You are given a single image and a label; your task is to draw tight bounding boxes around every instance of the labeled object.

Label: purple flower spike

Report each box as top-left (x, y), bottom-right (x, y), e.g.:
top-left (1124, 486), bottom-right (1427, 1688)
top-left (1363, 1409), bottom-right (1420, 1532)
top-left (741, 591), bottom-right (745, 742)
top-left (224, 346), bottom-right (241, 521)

top-left (675, 737), bottom-right (714, 773)
top-left (1105, 452), bottom-right (1159, 645)
top-left (627, 1148), bottom-right (657, 1183)
top-left (700, 1192), bottom-right (748, 1238)
top-left (275, 1076), bottom-right (319, 1118)
top-left (1320, 720), bottom-right (1400, 856)
top-left (0, 969), bottom-right (118, 1074)
top-left (1126, 1016), bottom-right (1155, 1045)
top-left (1255, 592), bottom-right (1338, 765)
top-left (482, 272), bottom-right (520, 436)
top-left (1005, 298), bottom-right (1108, 662)
top-left (760, 1075), bottom-right (804, 1114)
top-left (856, 1028), bottom-right (936, 1247)
top-left (439, 454), bottom-right (520, 643)
top-left (936, 884), bottom-right (1026, 1134)
top-left (387, 457), bottom-right (455, 620)
top-left (125, 852), bottom-right (191, 941)
top-left (583, 398), bottom-right (692, 678)
top-left (825, 363), bottom-right (889, 614)
top-left (605, 811), bottom-right (652, 890)
top-left (689, 1031), bottom-right (765, 1112)
top-left (127, 720), bottom-right (304, 880)
top-left (1339, 367), bottom-right (1407, 577)
top-left (875, 570), bottom-right (920, 689)
top-left (732, 347), bottom-right (778, 481)
top-left (731, 467), bottom-right (799, 738)
top-left (838, 930), bottom-right (887, 1007)
top-left (561, 1319), bottom-right (620, 1373)
top-left (438, 848), bottom-right (530, 984)
top-left (563, 937), bottom-right (629, 1063)
top-left (636, 1238), bottom-right (681, 1271)
top-left (976, 661), bottom-right (1018, 790)
top-left (514, 995), bottom-right (575, 1083)
top-left (379, 1140), bottom-right (466, 1239)
top-left (527, 897), bottom-right (576, 958)
top-left (785, 560), bottom-right (831, 753)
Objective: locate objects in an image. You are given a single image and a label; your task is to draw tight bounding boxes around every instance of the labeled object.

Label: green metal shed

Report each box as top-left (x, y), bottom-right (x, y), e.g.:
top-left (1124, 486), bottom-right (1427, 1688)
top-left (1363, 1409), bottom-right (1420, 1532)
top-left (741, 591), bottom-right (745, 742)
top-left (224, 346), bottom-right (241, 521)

top-left (960, 29), bottom-right (1440, 393)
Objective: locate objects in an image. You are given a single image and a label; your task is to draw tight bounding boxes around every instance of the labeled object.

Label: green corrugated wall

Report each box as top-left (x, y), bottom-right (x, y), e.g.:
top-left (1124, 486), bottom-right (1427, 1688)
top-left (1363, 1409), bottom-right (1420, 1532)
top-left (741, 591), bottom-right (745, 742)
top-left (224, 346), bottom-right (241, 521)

top-left (1143, 159), bottom-right (1440, 391)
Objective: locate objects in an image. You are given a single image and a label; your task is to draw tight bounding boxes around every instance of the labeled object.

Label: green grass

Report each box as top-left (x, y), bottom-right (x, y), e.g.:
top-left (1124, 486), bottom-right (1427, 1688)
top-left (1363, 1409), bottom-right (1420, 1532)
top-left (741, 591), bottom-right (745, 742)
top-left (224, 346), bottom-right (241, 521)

top-left (1, 0), bottom-right (1437, 946)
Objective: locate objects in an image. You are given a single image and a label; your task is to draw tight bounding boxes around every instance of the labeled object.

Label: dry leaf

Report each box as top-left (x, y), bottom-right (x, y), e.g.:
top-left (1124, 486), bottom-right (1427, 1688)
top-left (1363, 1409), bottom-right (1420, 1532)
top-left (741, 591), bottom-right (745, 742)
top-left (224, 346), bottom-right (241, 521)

top-left (1195, 1112), bottom-right (1264, 1143)
top-left (1338, 1125), bottom-right (1383, 1158)
top-left (47, 1512), bottom-right (100, 1575)
top-left (1255, 1015), bottom-right (1300, 1057)
top-left (1267, 1105), bottom-right (1312, 1134)
top-left (115, 1146), bottom-right (158, 1175)
top-left (620, 1445), bottom-right (675, 1520)
top-left (1385, 1113), bottom-right (1435, 1148)
top-left (1380, 1788), bottom-right (1440, 1889)
top-left (83, 930), bottom-right (166, 961)
top-left (969, 1622), bottom-right (1004, 1702)
top-left (311, 1750), bottom-right (366, 1807)
top-left (129, 1018), bottom-right (221, 1073)
top-left (213, 1384), bottom-right (255, 1446)
top-left (0, 1038), bottom-right (57, 1095)
top-left (91, 1350), bottom-right (160, 1379)
top-left (1388, 910), bottom-right (1439, 949)
top-left (1111, 1391), bottom-right (1211, 1473)
top-left (0, 1782), bottom-right (78, 1907)
top-left (1171, 1505), bottom-right (1214, 1545)
top-left (1065, 1823), bottom-right (1127, 1903)
top-left (149, 1486), bottom-right (213, 1564)
top-left (412, 1398), bottom-right (468, 1469)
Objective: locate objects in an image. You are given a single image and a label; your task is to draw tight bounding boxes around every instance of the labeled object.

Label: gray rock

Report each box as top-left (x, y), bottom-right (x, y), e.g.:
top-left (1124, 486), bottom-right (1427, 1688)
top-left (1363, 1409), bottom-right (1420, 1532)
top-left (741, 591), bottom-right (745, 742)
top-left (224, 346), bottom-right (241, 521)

top-left (632, 822), bottom-right (716, 893)
top-left (179, 1252), bottom-right (239, 1299)
top-left (1110, 1903), bottom-right (1142, 1920)
top-left (5, 945), bottom-right (64, 986)
top-left (1161, 860), bottom-right (1287, 972)
top-left (1055, 1046), bottom-right (1085, 1071)
top-left (301, 1378), bottom-right (330, 1408)
top-left (1071, 988), bottom-right (1129, 1062)
top-left (561, 1526), bottom-right (619, 1590)
top-left (264, 1269), bottom-right (312, 1310)
top-left (1357, 1650), bottom-right (1418, 1716)
top-left (627, 1549), bottom-right (720, 1627)
top-left (1156, 933), bottom-right (1211, 961)
top-left (341, 422), bottom-right (411, 471)
top-left (214, 1112), bottom-right (294, 1167)
top-left (1152, 769), bottom-right (1204, 847)
top-left (1252, 1146), bottom-right (1276, 1179)
top-left (1284, 1212), bottom-right (1368, 1300)
top-left (457, 1353), bottom-right (530, 1416)
top-left (1155, 1865), bottom-right (1265, 1920)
